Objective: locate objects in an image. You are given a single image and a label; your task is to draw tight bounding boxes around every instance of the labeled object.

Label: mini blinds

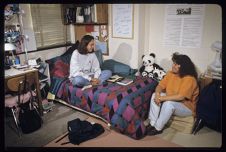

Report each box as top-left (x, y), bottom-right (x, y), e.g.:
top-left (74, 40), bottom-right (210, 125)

top-left (30, 4), bottom-right (71, 49)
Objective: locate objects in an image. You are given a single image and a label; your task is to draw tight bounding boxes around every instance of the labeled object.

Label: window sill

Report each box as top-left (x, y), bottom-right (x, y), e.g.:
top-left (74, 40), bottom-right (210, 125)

top-left (16, 43), bottom-right (72, 55)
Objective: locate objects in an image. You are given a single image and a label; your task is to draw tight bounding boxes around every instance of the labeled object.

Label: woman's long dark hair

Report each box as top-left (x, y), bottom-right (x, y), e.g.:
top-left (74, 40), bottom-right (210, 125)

top-left (172, 52), bottom-right (198, 79)
top-left (77, 35), bottom-right (94, 54)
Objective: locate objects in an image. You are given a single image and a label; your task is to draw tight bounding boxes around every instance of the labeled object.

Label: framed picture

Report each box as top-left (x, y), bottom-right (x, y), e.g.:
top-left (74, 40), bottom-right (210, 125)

top-left (112, 4), bottom-right (134, 39)
top-left (90, 25), bottom-right (109, 55)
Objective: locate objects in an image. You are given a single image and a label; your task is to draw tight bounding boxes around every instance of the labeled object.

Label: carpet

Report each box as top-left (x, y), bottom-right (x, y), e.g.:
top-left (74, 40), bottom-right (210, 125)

top-left (45, 117), bottom-right (181, 147)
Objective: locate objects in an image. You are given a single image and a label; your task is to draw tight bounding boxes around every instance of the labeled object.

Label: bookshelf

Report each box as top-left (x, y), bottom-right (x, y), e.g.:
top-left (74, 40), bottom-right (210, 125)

top-left (4, 4), bottom-right (23, 54)
top-left (72, 4), bottom-right (109, 55)
top-left (61, 4), bottom-right (109, 55)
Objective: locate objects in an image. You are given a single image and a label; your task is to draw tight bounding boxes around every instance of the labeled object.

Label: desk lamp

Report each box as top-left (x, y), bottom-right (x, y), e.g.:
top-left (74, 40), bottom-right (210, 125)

top-left (5, 43), bottom-right (17, 69)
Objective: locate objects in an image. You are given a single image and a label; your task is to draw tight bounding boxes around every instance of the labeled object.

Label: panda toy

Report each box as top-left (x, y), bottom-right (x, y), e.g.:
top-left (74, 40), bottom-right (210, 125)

top-left (136, 53), bottom-right (166, 81)
top-left (152, 66), bottom-right (166, 81)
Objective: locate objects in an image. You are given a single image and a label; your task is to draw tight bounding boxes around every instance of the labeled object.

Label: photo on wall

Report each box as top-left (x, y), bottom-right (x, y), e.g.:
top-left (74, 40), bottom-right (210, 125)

top-left (88, 25), bottom-right (108, 55)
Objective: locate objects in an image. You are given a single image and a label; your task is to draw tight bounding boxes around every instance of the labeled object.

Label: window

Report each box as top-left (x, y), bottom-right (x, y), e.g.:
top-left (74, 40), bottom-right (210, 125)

top-left (30, 4), bottom-right (71, 49)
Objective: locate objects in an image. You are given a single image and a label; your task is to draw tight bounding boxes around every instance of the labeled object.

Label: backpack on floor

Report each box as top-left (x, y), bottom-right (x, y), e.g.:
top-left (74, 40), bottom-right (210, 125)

top-left (67, 118), bottom-right (104, 145)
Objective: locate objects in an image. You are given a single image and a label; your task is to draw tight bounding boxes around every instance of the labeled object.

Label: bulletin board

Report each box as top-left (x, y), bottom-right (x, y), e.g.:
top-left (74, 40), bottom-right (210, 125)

top-left (74, 25), bottom-right (109, 55)
top-left (112, 4), bottom-right (134, 39)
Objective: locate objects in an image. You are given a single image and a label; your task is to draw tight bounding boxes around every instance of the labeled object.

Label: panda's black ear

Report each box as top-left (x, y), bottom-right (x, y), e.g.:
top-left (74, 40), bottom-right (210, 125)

top-left (142, 55), bottom-right (145, 59)
top-left (150, 53), bottom-right (155, 58)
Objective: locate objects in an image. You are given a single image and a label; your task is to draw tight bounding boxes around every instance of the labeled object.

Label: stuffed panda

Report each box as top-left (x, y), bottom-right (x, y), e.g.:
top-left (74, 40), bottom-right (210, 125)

top-left (152, 65), bottom-right (166, 81)
top-left (136, 53), bottom-right (166, 81)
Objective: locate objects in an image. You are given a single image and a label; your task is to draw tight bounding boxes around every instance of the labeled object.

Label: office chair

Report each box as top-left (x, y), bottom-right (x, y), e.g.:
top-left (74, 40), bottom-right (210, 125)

top-left (5, 74), bottom-right (36, 137)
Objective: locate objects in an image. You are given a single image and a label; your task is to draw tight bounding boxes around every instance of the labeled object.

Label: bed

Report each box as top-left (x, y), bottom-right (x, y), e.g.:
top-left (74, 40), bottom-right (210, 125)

top-left (46, 47), bottom-right (158, 139)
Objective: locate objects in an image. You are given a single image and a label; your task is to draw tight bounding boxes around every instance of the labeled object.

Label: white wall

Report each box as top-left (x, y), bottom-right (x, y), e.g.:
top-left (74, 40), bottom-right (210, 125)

top-left (108, 4), bottom-right (222, 75)
top-left (145, 4), bottom-right (222, 75)
top-left (18, 47), bottom-right (67, 65)
top-left (106, 4), bottom-right (141, 69)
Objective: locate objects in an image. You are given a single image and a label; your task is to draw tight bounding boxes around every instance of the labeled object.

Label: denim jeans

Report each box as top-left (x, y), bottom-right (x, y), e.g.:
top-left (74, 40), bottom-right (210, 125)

top-left (148, 93), bottom-right (192, 131)
top-left (71, 70), bottom-right (112, 87)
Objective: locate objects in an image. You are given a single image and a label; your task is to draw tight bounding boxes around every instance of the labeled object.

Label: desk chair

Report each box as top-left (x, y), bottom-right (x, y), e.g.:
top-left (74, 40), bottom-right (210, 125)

top-left (5, 74), bottom-right (36, 137)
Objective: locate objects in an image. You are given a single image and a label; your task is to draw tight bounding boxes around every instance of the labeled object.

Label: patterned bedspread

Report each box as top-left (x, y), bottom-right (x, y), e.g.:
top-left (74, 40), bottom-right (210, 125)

top-left (49, 76), bottom-right (158, 139)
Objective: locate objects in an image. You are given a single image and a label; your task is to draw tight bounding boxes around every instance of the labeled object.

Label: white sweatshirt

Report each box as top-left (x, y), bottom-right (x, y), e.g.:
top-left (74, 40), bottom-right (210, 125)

top-left (69, 50), bottom-right (101, 81)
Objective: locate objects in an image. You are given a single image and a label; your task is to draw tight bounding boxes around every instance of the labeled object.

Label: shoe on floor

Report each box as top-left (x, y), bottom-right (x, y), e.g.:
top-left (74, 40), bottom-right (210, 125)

top-left (42, 100), bottom-right (55, 110)
top-left (143, 118), bottom-right (150, 126)
top-left (146, 124), bottom-right (155, 131)
top-left (147, 127), bottom-right (163, 136)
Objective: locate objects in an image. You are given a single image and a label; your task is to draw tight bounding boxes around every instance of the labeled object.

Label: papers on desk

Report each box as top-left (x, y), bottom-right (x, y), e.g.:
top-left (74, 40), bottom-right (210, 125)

top-left (5, 67), bottom-right (36, 77)
top-left (13, 64), bottom-right (29, 69)
top-left (5, 68), bottom-right (25, 77)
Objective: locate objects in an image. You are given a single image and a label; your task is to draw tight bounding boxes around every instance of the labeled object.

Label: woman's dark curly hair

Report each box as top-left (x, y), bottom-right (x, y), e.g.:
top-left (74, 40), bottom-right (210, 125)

top-left (77, 35), bottom-right (94, 54)
top-left (172, 52), bottom-right (198, 79)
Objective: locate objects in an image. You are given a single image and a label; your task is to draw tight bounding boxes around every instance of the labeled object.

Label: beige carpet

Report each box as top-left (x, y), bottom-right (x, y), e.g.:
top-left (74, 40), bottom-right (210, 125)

top-left (45, 117), bottom-right (181, 147)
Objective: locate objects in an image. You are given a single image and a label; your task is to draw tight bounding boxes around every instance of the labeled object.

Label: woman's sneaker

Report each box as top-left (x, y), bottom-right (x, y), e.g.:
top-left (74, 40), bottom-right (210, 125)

top-left (143, 118), bottom-right (150, 126)
top-left (81, 84), bottom-right (92, 91)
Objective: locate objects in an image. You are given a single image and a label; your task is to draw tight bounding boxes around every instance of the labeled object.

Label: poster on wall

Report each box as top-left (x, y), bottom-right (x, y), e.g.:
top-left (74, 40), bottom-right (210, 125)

top-left (163, 4), bottom-right (205, 48)
top-left (112, 4), bottom-right (133, 39)
top-left (90, 25), bottom-right (109, 55)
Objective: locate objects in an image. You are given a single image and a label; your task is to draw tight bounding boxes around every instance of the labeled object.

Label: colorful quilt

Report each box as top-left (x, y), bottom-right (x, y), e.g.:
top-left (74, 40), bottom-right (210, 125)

top-left (49, 76), bottom-right (158, 139)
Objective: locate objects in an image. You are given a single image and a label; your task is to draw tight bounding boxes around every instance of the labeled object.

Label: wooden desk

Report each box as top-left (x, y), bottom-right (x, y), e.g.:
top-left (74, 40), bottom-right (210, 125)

top-left (5, 68), bottom-right (43, 115)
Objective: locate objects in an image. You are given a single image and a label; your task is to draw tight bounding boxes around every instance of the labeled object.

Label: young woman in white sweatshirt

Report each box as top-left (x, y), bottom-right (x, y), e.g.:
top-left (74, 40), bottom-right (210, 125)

top-left (69, 35), bottom-right (112, 87)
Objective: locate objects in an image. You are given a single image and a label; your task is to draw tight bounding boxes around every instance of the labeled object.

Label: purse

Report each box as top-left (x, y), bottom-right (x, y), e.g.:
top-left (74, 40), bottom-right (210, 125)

top-left (18, 80), bottom-right (42, 134)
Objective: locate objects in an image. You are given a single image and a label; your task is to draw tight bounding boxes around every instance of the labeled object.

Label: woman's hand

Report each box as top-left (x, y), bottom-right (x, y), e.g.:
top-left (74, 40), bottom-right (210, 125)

top-left (154, 93), bottom-right (161, 106)
top-left (91, 78), bottom-right (100, 86)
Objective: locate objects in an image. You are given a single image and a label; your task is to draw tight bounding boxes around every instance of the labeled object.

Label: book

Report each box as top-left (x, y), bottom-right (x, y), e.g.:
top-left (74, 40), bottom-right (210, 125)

top-left (116, 78), bottom-right (133, 86)
top-left (107, 75), bottom-right (124, 83)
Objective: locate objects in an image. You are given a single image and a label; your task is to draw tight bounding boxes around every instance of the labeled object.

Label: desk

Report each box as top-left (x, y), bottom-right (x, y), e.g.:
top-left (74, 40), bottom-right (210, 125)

top-left (5, 68), bottom-right (43, 115)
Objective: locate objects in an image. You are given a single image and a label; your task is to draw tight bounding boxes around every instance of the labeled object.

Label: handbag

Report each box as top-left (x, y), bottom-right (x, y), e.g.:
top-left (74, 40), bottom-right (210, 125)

top-left (18, 80), bottom-right (42, 134)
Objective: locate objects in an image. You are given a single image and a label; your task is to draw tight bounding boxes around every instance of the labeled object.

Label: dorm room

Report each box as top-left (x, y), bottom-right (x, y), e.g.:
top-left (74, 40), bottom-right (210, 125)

top-left (4, 4), bottom-right (222, 147)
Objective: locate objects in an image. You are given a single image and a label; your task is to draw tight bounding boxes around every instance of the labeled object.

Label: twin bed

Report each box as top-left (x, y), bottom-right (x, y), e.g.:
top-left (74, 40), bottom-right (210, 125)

top-left (46, 48), bottom-right (158, 139)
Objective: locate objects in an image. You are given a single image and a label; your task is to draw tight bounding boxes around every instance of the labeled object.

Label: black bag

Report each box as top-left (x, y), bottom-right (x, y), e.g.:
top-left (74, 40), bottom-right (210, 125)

top-left (67, 118), bottom-right (104, 145)
top-left (18, 80), bottom-right (42, 134)
top-left (196, 80), bottom-right (222, 132)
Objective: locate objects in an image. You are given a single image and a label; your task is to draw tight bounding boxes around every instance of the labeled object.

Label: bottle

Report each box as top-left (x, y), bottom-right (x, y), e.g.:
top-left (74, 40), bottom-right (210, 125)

top-left (15, 55), bottom-right (20, 65)
top-left (5, 55), bottom-right (10, 65)
top-left (11, 59), bottom-right (15, 65)
top-left (9, 56), bottom-right (13, 66)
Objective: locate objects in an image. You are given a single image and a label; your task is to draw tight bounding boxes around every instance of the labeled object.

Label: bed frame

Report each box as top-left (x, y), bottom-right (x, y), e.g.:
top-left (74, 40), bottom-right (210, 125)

top-left (47, 92), bottom-right (111, 127)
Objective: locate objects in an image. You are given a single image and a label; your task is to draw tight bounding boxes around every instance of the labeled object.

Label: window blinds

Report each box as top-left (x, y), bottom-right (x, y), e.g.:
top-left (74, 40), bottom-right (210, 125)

top-left (30, 4), bottom-right (71, 49)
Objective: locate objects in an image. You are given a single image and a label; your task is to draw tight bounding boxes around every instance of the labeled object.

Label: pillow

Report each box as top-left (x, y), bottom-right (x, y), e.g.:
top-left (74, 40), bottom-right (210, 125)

top-left (46, 56), bottom-right (70, 78)
top-left (45, 56), bottom-right (61, 72)
top-left (95, 50), bottom-right (103, 68)
top-left (51, 60), bottom-right (69, 78)
top-left (102, 59), bottom-right (136, 76)
top-left (61, 41), bottom-right (79, 57)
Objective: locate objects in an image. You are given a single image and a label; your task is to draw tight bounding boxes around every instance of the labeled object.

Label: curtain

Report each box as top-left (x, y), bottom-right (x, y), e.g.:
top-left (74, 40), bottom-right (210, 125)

top-left (30, 4), bottom-right (71, 49)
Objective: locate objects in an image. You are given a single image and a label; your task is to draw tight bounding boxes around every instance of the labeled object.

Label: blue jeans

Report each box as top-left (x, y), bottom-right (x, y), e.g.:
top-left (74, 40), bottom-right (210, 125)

top-left (71, 70), bottom-right (112, 87)
top-left (148, 93), bottom-right (192, 131)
